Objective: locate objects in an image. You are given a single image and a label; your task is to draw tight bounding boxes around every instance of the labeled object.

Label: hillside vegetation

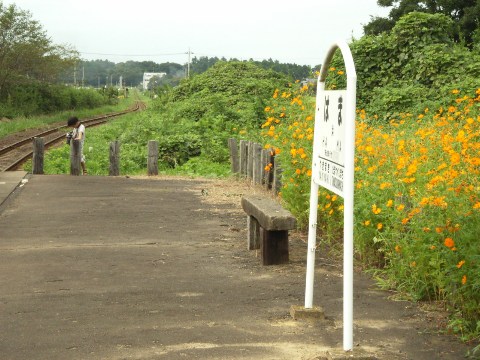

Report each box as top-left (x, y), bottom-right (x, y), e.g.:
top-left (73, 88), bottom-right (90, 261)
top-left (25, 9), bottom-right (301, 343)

top-left (38, 62), bottom-right (287, 176)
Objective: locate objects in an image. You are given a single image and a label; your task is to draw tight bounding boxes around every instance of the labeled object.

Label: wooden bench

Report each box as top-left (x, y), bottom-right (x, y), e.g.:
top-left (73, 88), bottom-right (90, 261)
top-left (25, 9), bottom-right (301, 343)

top-left (241, 195), bottom-right (296, 265)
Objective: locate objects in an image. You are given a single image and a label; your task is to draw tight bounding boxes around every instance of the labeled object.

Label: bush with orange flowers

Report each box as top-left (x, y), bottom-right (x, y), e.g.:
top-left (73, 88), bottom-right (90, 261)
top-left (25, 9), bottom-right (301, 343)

top-left (261, 80), bottom-right (480, 343)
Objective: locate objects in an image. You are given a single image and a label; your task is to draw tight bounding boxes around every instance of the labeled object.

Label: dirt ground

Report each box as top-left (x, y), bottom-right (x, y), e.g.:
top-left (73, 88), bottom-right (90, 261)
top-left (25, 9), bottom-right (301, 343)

top-left (0, 174), bottom-right (474, 359)
top-left (192, 176), bottom-right (475, 359)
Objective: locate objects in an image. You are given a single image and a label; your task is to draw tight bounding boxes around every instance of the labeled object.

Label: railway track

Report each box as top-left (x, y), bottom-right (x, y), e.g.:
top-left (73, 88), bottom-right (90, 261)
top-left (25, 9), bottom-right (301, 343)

top-left (0, 101), bottom-right (145, 172)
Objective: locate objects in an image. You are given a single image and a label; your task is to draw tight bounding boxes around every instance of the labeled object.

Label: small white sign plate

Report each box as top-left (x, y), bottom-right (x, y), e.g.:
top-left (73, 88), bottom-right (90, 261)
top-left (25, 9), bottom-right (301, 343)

top-left (312, 90), bottom-right (346, 197)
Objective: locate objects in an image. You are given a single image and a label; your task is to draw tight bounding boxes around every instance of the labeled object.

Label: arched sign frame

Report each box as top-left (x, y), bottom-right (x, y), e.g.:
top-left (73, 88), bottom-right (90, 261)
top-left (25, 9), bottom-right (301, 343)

top-left (304, 41), bottom-right (356, 351)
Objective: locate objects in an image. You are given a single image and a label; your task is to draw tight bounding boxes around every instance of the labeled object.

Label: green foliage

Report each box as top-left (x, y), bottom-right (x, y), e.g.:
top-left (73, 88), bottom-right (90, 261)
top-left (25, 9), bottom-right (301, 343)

top-left (37, 62), bottom-right (284, 177)
top-left (162, 156), bottom-right (230, 178)
top-left (60, 60), bottom-right (185, 89)
top-left (64, 56), bottom-right (310, 90)
top-left (0, 3), bottom-right (77, 100)
top-left (173, 61), bottom-right (286, 100)
top-left (391, 12), bottom-right (456, 46)
top-left (329, 12), bottom-right (480, 118)
top-left (157, 134), bottom-right (202, 167)
top-left (365, 0), bottom-right (480, 47)
top-left (0, 95), bottom-right (136, 138)
top-left (191, 56), bottom-right (313, 81)
top-left (366, 82), bottom-right (430, 120)
top-left (262, 81), bottom-right (480, 346)
top-left (0, 83), bottom-right (108, 117)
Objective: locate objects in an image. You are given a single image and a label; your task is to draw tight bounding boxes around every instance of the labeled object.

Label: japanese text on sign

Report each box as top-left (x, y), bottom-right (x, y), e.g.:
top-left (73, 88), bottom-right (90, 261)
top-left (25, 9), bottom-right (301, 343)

top-left (312, 90), bottom-right (346, 196)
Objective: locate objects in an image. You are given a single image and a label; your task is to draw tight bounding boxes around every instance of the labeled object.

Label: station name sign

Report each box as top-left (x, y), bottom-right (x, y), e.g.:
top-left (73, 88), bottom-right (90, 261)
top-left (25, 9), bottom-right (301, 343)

top-left (304, 41), bottom-right (356, 352)
top-left (312, 90), bottom-right (346, 197)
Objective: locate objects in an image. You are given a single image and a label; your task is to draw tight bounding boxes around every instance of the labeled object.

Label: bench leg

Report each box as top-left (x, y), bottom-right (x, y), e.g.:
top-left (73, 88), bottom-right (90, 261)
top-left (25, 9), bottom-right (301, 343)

top-left (247, 215), bottom-right (260, 250)
top-left (261, 229), bottom-right (289, 265)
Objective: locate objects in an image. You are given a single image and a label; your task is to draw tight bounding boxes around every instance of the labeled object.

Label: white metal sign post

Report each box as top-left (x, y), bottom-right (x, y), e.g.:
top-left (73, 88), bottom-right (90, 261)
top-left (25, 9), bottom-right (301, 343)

top-left (304, 41), bottom-right (356, 351)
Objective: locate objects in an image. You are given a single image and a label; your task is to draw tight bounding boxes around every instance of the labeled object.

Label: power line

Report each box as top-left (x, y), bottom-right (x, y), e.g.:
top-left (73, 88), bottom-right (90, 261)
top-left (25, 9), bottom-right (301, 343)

top-left (79, 51), bottom-right (186, 57)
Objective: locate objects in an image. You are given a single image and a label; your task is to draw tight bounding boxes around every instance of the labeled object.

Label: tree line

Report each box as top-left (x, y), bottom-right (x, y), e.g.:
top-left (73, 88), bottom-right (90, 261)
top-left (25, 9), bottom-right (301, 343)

top-left (63, 57), bottom-right (314, 90)
top-left (364, 0), bottom-right (480, 47)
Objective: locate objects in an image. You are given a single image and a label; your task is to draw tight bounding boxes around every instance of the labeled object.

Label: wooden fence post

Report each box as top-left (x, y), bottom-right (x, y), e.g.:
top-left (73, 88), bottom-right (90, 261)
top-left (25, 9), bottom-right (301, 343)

top-left (70, 139), bottom-right (81, 176)
top-left (109, 140), bottom-right (120, 176)
top-left (266, 149), bottom-right (275, 190)
top-left (147, 140), bottom-right (159, 176)
top-left (247, 141), bottom-right (254, 179)
top-left (252, 143), bottom-right (263, 185)
top-left (228, 138), bottom-right (239, 174)
top-left (239, 140), bottom-right (248, 177)
top-left (262, 148), bottom-right (275, 190)
top-left (273, 157), bottom-right (283, 195)
top-left (32, 137), bottom-right (44, 175)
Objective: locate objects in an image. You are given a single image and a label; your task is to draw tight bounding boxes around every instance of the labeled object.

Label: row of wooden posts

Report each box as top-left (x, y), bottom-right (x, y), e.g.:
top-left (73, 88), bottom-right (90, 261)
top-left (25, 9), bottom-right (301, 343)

top-left (227, 138), bottom-right (282, 194)
top-left (31, 138), bottom-right (161, 176)
top-left (31, 137), bottom-right (282, 187)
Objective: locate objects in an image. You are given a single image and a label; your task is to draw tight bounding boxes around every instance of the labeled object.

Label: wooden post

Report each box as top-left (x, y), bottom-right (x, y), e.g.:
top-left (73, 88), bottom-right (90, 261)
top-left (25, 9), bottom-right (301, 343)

top-left (228, 138), bottom-right (239, 174)
top-left (273, 157), bottom-right (283, 195)
top-left (247, 216), bottom-right (261, 250)
top-left (247, 141), bottom-right (254, 179)
top-left (109, 140), bottom-right (120, 176)
top-left (147, 140), bottom-right (159, 176)
top-left (261, 148), bottom-right (269, 187)
top-left (261, 229), bottom-right (289, 265)
top-left (252, 143), bottom-right (263, 185)
top-left (32, 137), bottom-right (44, 175)
top-left (70, 139), bottom-right (81, 176)
top-left (239, 140), bottom-right (248, 177)
top-left (262, 148), bottom-right (274, 190)
top-left (266, 149), bottom-right (275, 190)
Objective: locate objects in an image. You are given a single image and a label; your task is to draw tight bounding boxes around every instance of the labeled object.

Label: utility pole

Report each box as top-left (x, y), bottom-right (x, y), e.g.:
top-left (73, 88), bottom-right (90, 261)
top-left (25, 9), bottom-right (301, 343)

top-left (73, 63), bottom-right (77, 86)
top-left (186, 48), bottom-right (193, 78)
top-left (82, 65), bottom-right (85, 88)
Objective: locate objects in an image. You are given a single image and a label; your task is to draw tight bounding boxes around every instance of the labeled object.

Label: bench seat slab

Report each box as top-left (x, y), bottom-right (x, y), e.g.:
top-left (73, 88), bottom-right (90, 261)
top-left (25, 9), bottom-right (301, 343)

top-left (241, 196), bottom-right (296, 231)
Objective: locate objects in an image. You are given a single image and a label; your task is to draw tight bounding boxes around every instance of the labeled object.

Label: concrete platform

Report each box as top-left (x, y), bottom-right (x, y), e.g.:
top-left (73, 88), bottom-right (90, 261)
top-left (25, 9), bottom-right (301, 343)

top-left (0, 171), bottom-right (28, 209)
top-left (0, 174), bottom-right (472, 360)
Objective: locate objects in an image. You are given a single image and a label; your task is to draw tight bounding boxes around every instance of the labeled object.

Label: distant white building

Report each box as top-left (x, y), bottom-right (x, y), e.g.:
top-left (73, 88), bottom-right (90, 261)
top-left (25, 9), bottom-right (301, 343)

top-left (143, 72), bottom-right (166, 90)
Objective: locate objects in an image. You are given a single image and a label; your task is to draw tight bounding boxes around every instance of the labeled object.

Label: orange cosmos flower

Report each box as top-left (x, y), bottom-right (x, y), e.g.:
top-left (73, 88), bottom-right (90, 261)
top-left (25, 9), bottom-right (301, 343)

top-left (444, 237), bottom-right (455, 248)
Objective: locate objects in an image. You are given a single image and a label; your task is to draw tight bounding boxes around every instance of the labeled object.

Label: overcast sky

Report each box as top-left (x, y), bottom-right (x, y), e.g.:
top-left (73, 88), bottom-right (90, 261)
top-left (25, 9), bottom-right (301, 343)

top-left (4, 0), bottom-right (390, 67)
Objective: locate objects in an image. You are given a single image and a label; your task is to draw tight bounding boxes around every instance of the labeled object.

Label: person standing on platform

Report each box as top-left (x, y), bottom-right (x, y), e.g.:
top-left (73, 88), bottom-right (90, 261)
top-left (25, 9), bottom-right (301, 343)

top-left (67, 116), bottom-right (87, 175)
